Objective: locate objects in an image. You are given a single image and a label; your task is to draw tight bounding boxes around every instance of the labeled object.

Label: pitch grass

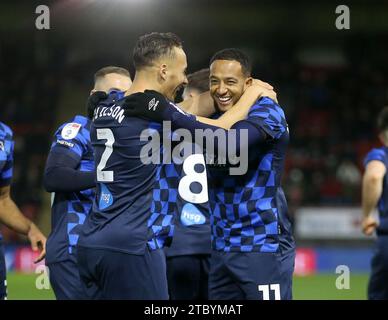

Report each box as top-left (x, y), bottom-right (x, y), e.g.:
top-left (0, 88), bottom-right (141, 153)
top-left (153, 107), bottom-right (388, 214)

top-left (6, 272), bottom-right (369, 300)
top-left (293, 274), bottom-right (368, 300)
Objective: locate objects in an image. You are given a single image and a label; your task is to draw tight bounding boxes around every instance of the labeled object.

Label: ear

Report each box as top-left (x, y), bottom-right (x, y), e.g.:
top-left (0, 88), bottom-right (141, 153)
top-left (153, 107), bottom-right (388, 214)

top-left (90, 89), bottom-right (97, 96)
top-left (159, 64), bottom-right (168, 81)
top-left (244, 77), bottom-right (253, 90)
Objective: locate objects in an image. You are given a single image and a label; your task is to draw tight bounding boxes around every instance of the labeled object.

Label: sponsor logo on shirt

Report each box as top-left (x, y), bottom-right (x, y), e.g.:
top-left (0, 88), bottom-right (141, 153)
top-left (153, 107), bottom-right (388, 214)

top-left (148, 98), bottom-right (159, 111)
top-left (61, 123), bottom-right (81, 140)
top-left (99, 183), bottom-right (113, 210)
top-left (56, 139), bottom-right (74, 148)
top-left (181, 203), bottom-right (206, 226)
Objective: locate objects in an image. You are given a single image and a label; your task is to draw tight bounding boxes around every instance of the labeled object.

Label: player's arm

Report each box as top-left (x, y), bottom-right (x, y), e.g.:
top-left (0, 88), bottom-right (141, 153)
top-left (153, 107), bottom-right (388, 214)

top-left (43, 122), bottom-right (95, 193)
top-left (196, 85), bottom-right (277, 129)
top-left (179, 79), bottom-right (276, 127)
top-left (0, 185), bottom-right (46, 262)
top-left (43, 151), bottom-right (95, 193)
top-left (120, 88), bottom-right (277, 134)
top-left (361, 160), bottom-right (385, 235)
top-left (171, 111), bottom-right (266, 151)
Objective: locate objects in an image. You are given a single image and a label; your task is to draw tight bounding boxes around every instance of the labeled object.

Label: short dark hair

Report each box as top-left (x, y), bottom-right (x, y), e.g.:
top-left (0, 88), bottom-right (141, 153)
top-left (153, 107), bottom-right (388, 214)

top-left (187, 68), bottom-right (210, 93)
top-left (209, 48), bottom-right (252, 76)
top-left (133, 32), bottom-right (183, 70)
top-left (94, 66), bottom-right (130, 83)
top-left (377, 106), bottom-right (388, 133)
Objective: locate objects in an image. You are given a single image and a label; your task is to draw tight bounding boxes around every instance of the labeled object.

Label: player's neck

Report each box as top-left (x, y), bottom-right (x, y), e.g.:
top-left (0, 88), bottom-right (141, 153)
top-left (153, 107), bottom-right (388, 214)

top-left (124, 71), bottom-right (163, 97)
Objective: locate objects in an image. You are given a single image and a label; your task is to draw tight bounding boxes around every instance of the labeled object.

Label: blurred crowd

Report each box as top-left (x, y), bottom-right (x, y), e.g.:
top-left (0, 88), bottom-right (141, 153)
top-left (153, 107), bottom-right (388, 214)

top-left (275, 61), bottom-right (387, 214)
top-left (0, 41), bottom-right (63, 241)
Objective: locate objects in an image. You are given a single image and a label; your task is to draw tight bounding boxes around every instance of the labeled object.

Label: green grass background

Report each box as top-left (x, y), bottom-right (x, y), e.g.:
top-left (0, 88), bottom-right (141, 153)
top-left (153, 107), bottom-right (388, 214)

top-left (6, 272), bottom-right (369, 300)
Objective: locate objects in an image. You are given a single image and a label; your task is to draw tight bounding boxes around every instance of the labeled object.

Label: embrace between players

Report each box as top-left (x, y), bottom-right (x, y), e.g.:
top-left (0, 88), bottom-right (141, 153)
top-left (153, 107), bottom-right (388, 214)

top-left (43, 32), bottom-right (295, 300)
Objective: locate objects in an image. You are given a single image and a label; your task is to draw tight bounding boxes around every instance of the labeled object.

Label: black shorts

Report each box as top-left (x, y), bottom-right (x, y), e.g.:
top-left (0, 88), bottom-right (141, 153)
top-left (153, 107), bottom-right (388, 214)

top-left (166, 254), bottom-right (210, 300)
top-left (368, 235), bottom-right (388, 300)
top-left (47, 254), bottom-right (90, 300)
top-left (77, 246), bottom-right (168, 300)
top-left (209, 249), bottom-right (295, 300)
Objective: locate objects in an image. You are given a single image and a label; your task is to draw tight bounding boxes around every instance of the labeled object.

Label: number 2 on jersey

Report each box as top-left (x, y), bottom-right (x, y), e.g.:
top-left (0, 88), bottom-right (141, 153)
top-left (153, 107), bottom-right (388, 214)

top-left (96, 128), bottom-right (115, 182)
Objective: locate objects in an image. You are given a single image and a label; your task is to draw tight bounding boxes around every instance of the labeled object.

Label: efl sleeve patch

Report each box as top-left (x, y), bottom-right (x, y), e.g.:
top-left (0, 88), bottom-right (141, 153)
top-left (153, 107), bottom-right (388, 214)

top-left (61, 123), bottom-right (82, 140)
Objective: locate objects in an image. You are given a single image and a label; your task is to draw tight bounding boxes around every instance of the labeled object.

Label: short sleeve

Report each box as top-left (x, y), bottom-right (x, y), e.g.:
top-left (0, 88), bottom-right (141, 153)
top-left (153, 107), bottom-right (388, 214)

top-left (245, 97), bottom-right (288, 140)
top-left (0, 124), bottom-right (14, 187)
top-left (364, 148), bottom-right (387, 168)
top-left (50, 121), bottom-right (89, 163)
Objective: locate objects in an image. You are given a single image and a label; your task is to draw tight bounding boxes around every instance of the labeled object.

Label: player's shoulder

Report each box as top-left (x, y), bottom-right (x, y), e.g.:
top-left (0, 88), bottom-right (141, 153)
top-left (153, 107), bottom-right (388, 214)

top-left (0, 121), bottom-right (13, 138)
top-left (248, 97), bottom-right (286, 122)
top-left (364, 146), bottom-right (388, 165)
top-left (56, 115), bottom-right (90, 141)
top-left (127, 89), bottom-right (185, 112)
top-left (246, 97), bottom-right (288, 139)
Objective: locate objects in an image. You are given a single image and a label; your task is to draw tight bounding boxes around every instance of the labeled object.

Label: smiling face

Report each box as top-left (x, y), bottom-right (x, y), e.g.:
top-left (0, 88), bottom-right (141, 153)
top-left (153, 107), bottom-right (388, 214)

top-left (210, 59), bottom-right (251, 112)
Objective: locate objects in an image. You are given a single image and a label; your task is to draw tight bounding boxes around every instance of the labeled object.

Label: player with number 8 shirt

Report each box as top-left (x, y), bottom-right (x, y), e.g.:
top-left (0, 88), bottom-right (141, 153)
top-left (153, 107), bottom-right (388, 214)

top-left (77, 33), bottom-right (272, 299)
top-left (121, 48), bottom-right (295, 300)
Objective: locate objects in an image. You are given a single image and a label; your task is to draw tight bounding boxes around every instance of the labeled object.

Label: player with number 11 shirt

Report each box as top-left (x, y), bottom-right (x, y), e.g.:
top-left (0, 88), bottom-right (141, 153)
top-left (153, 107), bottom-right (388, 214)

top-left (77, 32), bottom-right (268, 299)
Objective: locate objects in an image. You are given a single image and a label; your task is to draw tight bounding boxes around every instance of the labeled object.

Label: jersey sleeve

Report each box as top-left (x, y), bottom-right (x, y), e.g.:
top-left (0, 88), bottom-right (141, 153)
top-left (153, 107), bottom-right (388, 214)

top-left (50, 121), bottom-right (89, 163)
top-left (364, 148), bottom-right (387, 167)
top-left (0, 126), bottom-right (14, 187)
top-left (245, 97), bottom-right (288, 140)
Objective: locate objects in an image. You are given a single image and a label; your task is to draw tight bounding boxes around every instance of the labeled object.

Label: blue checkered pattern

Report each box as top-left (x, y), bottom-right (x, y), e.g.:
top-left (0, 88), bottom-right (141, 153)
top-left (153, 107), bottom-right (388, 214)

top-left (209, 97), bottom-right (288, 253)
top-left (147, 161), bottom-right (179, 250)
top-left (0, 122), bottom-right (14, 188)
top-left (247, 97), bottom-right (287, 139)
top-left (0, 122), bottom-right (14, 241)
top-left (50, 115), bottom-right (95, 253)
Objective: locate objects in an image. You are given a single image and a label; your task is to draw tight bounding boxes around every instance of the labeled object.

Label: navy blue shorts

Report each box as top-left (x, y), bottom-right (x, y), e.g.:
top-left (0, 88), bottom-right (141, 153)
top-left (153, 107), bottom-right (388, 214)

top-left (0, 243), bottom-right (6, 300)
top-left (209, 249), bottom-right (295, 300)
top-left (77, 246), bottom-right (168, 300)
top-left (47, 255), bottom-right (90, 300)
top-left (166, 254), bottom-right (210, 300)
top-left (368, 235), bottom-right (388, 300)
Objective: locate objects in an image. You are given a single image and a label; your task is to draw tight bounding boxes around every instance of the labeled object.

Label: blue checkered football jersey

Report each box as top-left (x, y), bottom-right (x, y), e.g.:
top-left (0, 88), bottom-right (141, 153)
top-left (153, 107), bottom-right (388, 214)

top-left (0, 122), bottom-right (14, 241)
top-left (208, 97), bottom-right (293, 253)
top-left (0, 122), bottom-right (13, 188)
top-left (364, 146), bottom-right (388, 233)
top-left (78, 92), bottom-right (177, 254)
top-left (164, 141), bottom-right (212, 257)
top-left (46, 115), bottom-right (95, 264)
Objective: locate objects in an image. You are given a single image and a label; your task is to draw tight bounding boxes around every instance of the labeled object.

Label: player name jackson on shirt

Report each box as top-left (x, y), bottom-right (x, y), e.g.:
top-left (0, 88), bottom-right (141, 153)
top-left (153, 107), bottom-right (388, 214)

top-left (93, 105), bottom-right (125, 123)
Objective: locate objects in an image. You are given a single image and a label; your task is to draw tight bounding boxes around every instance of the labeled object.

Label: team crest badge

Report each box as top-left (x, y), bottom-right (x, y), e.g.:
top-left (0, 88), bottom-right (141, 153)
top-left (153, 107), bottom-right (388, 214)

top-left (61, 123), bottom-right (82, 140)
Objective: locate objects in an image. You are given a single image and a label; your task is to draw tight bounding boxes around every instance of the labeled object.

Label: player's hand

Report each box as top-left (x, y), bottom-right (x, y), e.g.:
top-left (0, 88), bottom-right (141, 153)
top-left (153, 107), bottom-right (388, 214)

top-left (121, 90), bottom-right (172, 122)
top-left (259, 88), bottom-right (278, 103)
top-left (248, 79), bottom-right (278, 103)
top-left (251, 79), bottom-right (274, 90)
top-left (27, 223), bottom-right (47, 263)
top-left (86, 91), bottom-right (108, 119)
top-left (361, 215), bottom-right (378, 236)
